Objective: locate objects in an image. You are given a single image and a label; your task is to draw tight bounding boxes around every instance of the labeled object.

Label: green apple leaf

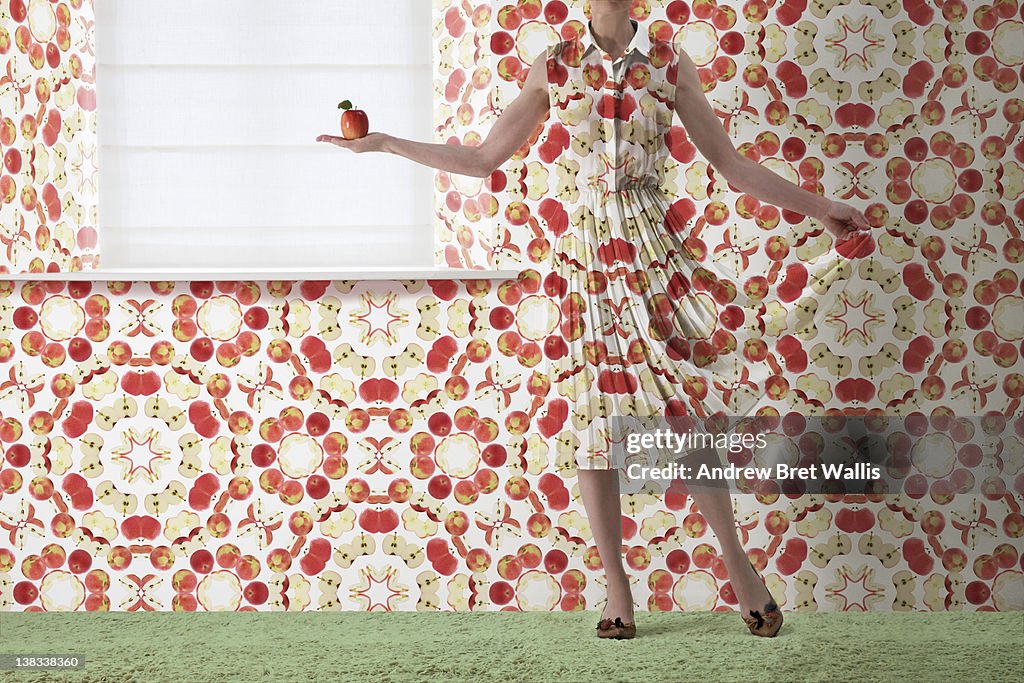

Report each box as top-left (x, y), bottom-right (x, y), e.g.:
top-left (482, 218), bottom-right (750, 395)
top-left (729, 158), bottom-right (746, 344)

top-left (338, 100), bottom-right (353, 110)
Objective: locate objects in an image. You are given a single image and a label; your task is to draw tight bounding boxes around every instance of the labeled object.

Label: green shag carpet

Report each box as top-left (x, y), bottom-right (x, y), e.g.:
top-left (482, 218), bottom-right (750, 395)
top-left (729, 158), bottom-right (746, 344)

top-left (1, 611), bottom-right (1021, 683)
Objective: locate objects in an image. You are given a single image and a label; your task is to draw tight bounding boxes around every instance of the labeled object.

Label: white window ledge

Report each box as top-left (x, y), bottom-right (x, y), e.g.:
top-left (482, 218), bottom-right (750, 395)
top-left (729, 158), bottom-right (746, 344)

top-left (1, 267), bottom-right (524, 282)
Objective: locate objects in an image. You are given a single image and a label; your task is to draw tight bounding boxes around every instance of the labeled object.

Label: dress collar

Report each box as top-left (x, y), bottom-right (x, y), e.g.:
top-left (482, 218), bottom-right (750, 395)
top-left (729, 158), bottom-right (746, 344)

top-left (579, 19), bottom-right (650, 62)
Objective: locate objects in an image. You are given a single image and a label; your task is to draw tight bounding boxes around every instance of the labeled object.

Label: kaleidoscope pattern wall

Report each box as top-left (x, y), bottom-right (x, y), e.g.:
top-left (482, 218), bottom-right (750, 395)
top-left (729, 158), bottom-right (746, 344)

top-left (1, 0), bottom-right (1023, 614)
top-left (0, 0), bottom-right (99, 274)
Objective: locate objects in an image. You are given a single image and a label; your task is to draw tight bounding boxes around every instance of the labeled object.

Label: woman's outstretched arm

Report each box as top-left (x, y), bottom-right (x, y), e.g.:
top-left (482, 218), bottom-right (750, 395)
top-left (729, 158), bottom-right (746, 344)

top-left (317, 51), bottom-right (551, 179)
top-left (671, 48), bottom-right (870, 242)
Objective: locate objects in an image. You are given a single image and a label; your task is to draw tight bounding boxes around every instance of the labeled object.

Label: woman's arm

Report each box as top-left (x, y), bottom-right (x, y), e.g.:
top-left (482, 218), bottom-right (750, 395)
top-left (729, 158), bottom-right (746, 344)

top-left (672, 48), bottom-right (870, 241)
top-left (316, 51), bottom-right (551, 179)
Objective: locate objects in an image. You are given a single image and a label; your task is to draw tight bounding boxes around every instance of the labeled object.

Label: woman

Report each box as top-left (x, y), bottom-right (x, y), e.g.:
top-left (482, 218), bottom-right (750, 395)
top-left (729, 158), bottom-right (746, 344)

top-left (318, 0), bottom-right (870, 639)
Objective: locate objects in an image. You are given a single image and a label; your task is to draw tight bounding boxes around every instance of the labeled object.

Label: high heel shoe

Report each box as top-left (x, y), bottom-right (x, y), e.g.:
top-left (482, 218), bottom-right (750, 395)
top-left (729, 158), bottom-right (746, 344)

top-left (741, 561), bottom-right (783, 637)
top-left (596, 616), bottom-right (636, 639)
top-left (742, 601), bottom-right (783, 637)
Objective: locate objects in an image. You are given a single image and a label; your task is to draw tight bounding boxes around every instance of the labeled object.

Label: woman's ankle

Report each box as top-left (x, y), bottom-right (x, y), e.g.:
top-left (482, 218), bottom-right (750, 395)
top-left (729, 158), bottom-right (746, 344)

top-left (602, 587), bottom-right (634, 616)
top-left (601, 602), bottom-right (635, 620)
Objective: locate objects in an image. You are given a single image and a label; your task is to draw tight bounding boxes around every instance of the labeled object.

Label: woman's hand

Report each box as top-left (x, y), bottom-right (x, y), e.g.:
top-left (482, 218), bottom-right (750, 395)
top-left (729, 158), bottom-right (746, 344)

top-left (821, 201), bottom-right (872, 243)
top-left (315, 132), bottom-right (390, 153)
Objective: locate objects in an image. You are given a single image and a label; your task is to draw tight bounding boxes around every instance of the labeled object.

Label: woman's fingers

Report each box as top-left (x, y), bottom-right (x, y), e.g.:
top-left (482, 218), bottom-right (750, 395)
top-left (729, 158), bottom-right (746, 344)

top-left (316, 135), bottom-right (349, 146)
top-left (828, 212), bottom-right (869, 242)
top-left (315, 133), bottom-right (385, 153)
top-left (839, 205), bottom-right (871, 232)
top-left (854, 210), bottom-right (870, 230)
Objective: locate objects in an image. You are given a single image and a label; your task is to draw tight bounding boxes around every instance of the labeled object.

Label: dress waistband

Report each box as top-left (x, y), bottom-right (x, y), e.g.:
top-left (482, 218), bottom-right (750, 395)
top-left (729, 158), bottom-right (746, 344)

top-left (619, 176), bottom-right (660, 190)
top-left (582, 175), bottom-right (661, 197)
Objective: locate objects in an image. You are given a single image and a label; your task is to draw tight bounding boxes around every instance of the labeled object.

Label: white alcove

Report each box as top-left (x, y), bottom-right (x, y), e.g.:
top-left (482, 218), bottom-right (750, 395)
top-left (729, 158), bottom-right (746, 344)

top-left (81, 0), bottom-right (514, 280)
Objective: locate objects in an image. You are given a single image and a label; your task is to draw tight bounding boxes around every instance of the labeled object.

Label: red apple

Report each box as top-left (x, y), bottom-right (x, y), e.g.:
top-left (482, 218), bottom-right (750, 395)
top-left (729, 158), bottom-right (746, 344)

top-left (339, 100), bottom-right (369, 140)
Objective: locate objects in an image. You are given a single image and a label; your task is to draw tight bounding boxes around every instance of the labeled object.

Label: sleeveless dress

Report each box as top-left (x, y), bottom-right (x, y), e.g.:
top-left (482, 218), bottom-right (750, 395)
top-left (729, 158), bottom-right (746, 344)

top-left (542, 21), bottom-right (855, 471)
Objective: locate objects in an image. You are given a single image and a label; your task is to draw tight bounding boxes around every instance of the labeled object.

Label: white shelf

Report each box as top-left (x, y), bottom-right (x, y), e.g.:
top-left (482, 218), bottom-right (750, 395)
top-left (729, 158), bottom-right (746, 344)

top-left (0, 267), bottom-right (524, 282)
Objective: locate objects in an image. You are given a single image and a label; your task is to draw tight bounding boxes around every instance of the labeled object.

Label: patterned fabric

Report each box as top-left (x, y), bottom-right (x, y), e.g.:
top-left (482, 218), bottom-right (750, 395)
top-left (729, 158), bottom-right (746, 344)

top-left (546, 19), bottom-right (674, 200)
top-left (544, 20), bottom-right (857, 470)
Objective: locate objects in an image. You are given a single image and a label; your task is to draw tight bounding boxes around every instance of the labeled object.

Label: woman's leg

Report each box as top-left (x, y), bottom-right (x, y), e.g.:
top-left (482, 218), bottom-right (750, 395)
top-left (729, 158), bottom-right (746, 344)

top-left (677, 446), bottom-right (775, 615)
top-left (577, 468), bottom-right (634, 620)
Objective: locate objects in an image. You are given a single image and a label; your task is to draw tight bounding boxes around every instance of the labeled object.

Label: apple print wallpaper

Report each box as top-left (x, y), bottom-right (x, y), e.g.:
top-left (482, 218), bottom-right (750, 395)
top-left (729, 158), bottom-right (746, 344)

top-left (1, 0), bottom-right (1023, 615)
top-left (0, 0), bottom-right (98, 274)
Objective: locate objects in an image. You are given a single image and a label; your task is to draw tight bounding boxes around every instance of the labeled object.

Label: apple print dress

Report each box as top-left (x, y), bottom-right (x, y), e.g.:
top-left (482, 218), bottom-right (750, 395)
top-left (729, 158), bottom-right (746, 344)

top-left (543, 21), bottom-right (855, 471)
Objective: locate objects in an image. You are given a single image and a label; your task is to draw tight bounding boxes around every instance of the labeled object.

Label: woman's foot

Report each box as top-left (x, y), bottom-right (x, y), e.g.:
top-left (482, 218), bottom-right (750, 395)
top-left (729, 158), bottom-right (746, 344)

top-left (599, 576), bottom-right (635, 621)
top-left (596, 578), bottom-right (636, 639)
top-left (596, 615), bottom-right (636, 639)
top-left (726, 554), bottom-right (783, 637)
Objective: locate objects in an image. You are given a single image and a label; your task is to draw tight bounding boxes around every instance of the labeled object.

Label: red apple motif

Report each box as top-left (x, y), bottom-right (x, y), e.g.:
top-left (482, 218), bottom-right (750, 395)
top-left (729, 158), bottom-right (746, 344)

top-left (774, 537), bottom-right (807, 575)
top-left (834, 378), bottom-right (875, 403)
top-left (903, 263), bottom-right (935, 300)
top-left (490, 31), bottom-right (515, 56)
top-left (359, 377), bottom-right (400, 403)
top-left (544, 549), bottom-right (569, 574)
top-left (190, 549), bottom-right (215, 574)
top-left (187, 401), bottom-right (220, 438)
top-left (338, 100), bottom-right (369, 140)
top-left (188, 472), bottom-right (220, 510)
top-left (122, 515), bottom-right (161, 541)
top-left (834, 102), bottom-right (875, 129)
top-left (597, 368), bottom-right (639, 394)
top-left (903, 538), bottom-right (935, 575)
top-left (121, 370), bottom-right (161, 396)
top-left (299, 337), bottom-right (332, 374)
top-left (902, 61), bottom-right (935, 99)
top-left (426, 538), bottom-right (459, 575)
top-left (776, 264), bottom-right (808, 303)
top-left (536, 398), bottom-right (568, 438)
top-left (835, 507), bottom-right (875, 533)
top-left (775, 60), bottom-right (807, 97)
top-left (489, 581), bottom-right (515, 605)
top-left (902, 336), bottom-right (935, 373)
top-left (771, 0), bottom-right (801, 24)
top-left (67, 549), bottom-right (92, 574)
top-left (61, 402), bottom-right (93, 439)
top-left (426, 336), bottom-right (459, 373)
top-left (62, 473), bottom-right (93, 511)
top-left (538, 473), bottom-right (570, 511)
top-left (775, 335), bottom-right (808, 373)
